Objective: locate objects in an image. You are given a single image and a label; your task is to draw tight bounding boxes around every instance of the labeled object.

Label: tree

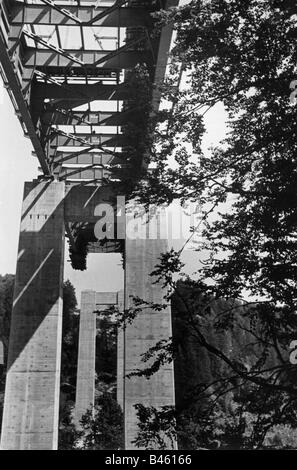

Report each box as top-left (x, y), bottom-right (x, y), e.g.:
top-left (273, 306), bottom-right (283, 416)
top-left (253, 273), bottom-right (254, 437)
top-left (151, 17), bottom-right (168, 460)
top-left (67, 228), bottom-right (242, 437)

top-left (96, 317), bottom-right (117, 386)
top-left (60, 280), bottom-right (79, 402)
top-left (0, 274), bottom-right (14, 432)
top-left (0, 274), bottom-right (15, 361)
top-left (79, 392), bottom-right (124, 450)
top-left (58, 280), bottom-right (79, 447)
top-left (58, 401), bottom-right (81, 451)
top-left (119, 0), bottom-right (297, 449)
top-left (59, 393), bottom-right (124, 451)
top-left (127, 279), bottom-right (297, 449)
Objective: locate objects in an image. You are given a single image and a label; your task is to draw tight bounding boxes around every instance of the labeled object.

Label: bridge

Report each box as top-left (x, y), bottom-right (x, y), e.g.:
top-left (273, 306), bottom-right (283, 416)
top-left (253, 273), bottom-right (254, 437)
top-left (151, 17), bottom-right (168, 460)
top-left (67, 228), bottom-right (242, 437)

top-left (0, 0), bottom-right (179, 450)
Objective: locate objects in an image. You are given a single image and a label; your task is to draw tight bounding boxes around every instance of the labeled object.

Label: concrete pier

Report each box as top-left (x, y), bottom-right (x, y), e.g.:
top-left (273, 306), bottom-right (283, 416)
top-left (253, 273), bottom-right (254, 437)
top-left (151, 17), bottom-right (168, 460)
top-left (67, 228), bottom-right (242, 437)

top-left (0, 340), bottom-right (4, 366)
top-left (124, 214), bottom-right (176, 449)
top-left (0, 180), bottom-right (65, 450)
top-left (1, 184), bottom-right (176, 450)
top-left (74, 290), bottom-right (125, 426)
top-left (74, 290), bottom-right (96, 428)
top-left (117, 291), bottom-right (125, 409)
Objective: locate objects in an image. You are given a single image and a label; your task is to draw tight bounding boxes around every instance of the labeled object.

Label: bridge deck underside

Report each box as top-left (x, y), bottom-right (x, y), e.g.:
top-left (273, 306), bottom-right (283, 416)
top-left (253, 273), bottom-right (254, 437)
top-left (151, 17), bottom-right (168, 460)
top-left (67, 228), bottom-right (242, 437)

top-left (0, 0), bottom-right (174, 182)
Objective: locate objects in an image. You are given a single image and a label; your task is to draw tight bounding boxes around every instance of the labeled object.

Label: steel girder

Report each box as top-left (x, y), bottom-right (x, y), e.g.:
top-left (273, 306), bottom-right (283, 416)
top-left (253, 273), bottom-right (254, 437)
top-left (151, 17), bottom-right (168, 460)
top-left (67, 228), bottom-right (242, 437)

top-left (23, 49), bottom-right (151, 69)
top-left (0, 0), bottom-right (176, 181)
top-left (10, 4), bottom-right (152, 29)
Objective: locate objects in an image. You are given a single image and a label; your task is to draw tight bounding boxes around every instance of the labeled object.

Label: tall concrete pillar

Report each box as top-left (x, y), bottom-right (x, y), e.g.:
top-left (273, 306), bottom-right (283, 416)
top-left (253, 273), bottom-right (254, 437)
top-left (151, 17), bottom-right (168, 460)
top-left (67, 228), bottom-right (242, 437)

top-left (0, 340), bottom-right (3, 366)
top-left (0, 180), bottom-right (65, 450)
top-left (124, 209), bottom-right (176, 449)
top-left (74, 290), bottom-right (96, 428)
top-left (0, 339), bottom-right (4, 380)
top-left (117, 290), bottom-right (124, 409)
top-left (74, 290), bottom-right (124, 427)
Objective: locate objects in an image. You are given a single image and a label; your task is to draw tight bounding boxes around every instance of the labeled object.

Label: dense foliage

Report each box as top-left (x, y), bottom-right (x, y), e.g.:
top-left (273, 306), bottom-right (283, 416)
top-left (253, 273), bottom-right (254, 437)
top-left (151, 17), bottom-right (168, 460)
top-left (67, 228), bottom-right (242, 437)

top-left (0, 274), bottom-right (14, 361)
top-left (125, 0), bottom-right (297, 449)
top-left (0, 274), bottom-right (14, 429)
top-left (79, 393), bottom-right (124, 450)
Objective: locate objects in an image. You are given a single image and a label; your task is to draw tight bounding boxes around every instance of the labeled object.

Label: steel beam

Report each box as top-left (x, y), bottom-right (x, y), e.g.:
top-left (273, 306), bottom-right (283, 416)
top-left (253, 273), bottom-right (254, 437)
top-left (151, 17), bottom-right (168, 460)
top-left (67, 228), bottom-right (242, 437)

top-left (86, 0), bottom-right (129, 26)
top-left (43, 109), bottom-right (137, 127)
top-left (59, 165), bottom-right (106, 181)
top-left (0, 32), bottom-right (50, 174)
top-left (50, 134), bottom-right (125, 148)
top-left (48, 143), bottom-right (120, 163)
top-left (10, 5), bottom-right (151, 28)
top-left (53, 152), bottom-right (123, 166)
top-left (152, 0), bottom-right (180, 111)
top-left (43, 110), bottom-right (116, 126)
top-left (39, 0), bottom-right (82, 25)
top-left (23, 49), bottom-right (150, 69)
top-left (34, 82), bottom-right (132, 101)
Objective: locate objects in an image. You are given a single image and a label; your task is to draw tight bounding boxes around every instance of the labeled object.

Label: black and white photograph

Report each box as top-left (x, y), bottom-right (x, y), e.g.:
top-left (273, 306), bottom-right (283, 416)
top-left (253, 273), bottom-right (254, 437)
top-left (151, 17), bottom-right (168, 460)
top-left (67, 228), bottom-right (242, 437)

top-left (0, 0), bottom-right (296, 457)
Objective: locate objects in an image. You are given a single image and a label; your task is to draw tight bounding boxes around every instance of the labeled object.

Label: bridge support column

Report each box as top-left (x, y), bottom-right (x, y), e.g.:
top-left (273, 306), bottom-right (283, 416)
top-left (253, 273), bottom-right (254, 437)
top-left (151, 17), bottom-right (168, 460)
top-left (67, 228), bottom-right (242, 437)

top-left (0, 180), bottom-right (65, 450)
top-left (117, 290), bottom-right (124, 409)
top-left (75, 289), bottom-right (125, 425)
top-left (74, 290), bottom-right (96, 428)
top-left (0, 340), bottom-right (3, 366)
top-left (124, 214), bottom-right (176, 449)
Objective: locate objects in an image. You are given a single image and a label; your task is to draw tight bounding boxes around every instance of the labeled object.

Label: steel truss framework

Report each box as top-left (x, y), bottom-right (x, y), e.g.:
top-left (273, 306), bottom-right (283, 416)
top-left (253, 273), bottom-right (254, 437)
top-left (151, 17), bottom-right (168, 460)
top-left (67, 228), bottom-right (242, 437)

top-left (0, 0), bottom-right (177, 182)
